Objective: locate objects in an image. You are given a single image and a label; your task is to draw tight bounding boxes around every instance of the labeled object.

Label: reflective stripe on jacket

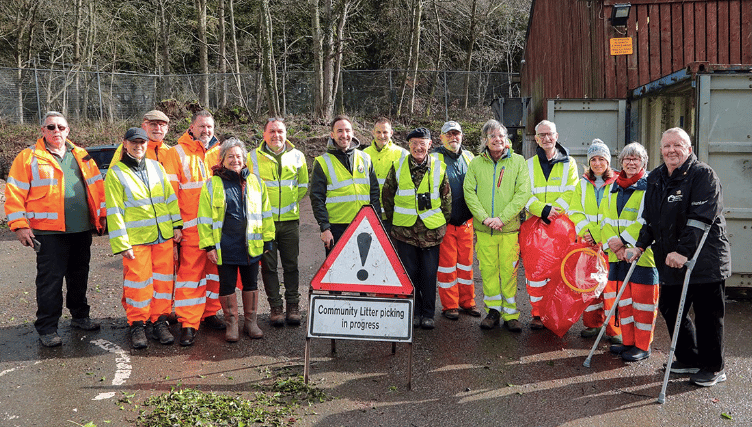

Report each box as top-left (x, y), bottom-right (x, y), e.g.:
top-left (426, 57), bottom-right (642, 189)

top-left (105, 159), bottom-right (182, 253)
top-left (197, 174), bottom-right (275, 265)
top-left (315, 149), bottom-right (372, 224)
top-left (568, 173), bottom-right (617, 242)
top-left (525, 154), bottom-right (579, 216)
top-left (248, 141), bottom-right (309, 221)
top-left (392, 155), bottom-right (447, 229)
top-left (463, 148), bottom-right (530, 234)
top-left (5, 138), bottom-right (106, 233)
top-left (600, 178), bottom-right (656, 267)
top-left (363, 140), bottom-right (407, 219)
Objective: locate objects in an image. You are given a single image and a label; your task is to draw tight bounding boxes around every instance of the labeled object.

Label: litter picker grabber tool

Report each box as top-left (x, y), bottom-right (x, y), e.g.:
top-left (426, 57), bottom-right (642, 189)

top-left (657, 221), bottom-right (713, 404)
top-left (583, 257), bottom-right (640, 368)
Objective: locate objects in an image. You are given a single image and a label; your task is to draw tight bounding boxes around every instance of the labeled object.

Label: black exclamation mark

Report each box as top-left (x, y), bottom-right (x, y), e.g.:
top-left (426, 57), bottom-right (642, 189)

top-left (356, 232), bottom-right (372, 281)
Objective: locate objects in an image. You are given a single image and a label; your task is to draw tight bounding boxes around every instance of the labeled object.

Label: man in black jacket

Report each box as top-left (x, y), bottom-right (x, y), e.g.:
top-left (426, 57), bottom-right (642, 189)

top-left (627, 127), bottom-right (731, 387)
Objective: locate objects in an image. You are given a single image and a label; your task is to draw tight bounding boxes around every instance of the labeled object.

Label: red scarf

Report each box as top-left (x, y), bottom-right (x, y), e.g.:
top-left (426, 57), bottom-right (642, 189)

top-left (615, 168), bottom-right (644, 188)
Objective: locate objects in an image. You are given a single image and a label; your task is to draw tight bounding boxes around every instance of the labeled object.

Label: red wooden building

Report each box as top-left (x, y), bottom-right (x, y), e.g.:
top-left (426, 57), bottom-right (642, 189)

top-left (520, 0), bottom-right (752, 290)
top-left (522, 0), bottom-right (752, 130)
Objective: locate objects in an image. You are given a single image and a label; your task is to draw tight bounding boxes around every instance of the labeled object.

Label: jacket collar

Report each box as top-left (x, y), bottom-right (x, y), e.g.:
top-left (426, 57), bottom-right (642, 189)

top-left (535, 143), bottom-right (570, 164)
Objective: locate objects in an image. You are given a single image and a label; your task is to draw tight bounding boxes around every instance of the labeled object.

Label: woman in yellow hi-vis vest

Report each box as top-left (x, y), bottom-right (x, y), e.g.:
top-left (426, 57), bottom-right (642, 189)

top-left (198, 138), bottom-right (275, 342)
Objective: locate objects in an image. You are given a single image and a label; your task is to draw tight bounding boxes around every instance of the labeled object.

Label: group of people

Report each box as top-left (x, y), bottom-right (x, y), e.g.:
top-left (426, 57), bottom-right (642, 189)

top-left (4, 111), bottom-right (730, 387)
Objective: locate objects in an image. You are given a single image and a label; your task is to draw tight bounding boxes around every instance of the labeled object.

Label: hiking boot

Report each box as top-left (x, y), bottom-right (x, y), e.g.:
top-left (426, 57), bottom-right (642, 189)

top-left (421, 317), bottom-right (435, 330)
top-left (413, 316), bottom-right (422, 328)
top-left (460, 306), bottom-right (482, 317)
top-left (529, 316), bottom-right (544, 330)
top-left (286, 303), bottom-right (302, 326)
top-left (153, 316), bottom-right (174, 345)
top-left (610, 344), bottom-right (631, 355)
top-left (580, 327), bottom-right (599, 338)
top-left (179, 327), bottom-right (196, 346)
top-left (130, 321), bottom-right (147, 349)
top-left (690, 370), bottom-right (727, 387)
top-left (201, 315), bottom-right (226, 330)
top-left (442, 309), bottom-right (459, 320)
top-left (609, 334), bottom-right (623, 344)
top-left (480, 309), bottom-right (501, 330)
top-left (504, 319), bottom-right (522, 333)
top-left (270, 306), bottom-right (285, 327)
top-left (39, 332), bottom-right (62, 347)
top-left (71, 317), bottom-right (100, 331)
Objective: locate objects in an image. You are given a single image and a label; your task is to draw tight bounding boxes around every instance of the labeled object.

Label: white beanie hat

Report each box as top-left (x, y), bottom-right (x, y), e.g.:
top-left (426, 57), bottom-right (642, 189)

top-left (587, 139), bottom-right (611, 163)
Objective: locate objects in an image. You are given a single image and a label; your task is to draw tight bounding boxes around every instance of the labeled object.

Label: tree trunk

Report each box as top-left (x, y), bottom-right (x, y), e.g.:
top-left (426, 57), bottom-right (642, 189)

top-left (73, 0), bottom-right (83, 119)
top-left (260, 0), bottom-right (279, 116)
top-left (462, 0), bottom-right (477, 110)
top-left (407, 0), bottom-right (422, 115)
top-left (228, 0), bottom-right (248, 113)
top-left (426, 0), bottom-right (441, 117)
top-left (218, 0), bottom-right (227, 107)
top-left (158, 0), bottom-right (171, 99)
top-left (195, 0), bottom-right (209, 108)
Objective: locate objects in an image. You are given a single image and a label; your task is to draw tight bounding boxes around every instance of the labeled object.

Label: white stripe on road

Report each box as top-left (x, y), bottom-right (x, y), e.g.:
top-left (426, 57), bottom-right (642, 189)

top-left (90, 339), bottom-right (131, 400)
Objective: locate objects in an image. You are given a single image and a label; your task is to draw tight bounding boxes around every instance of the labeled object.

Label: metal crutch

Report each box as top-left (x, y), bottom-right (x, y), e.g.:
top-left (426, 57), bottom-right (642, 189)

top-left (657, 221), bottom-right (713, 404)
top-left (583, 257), bottom-right (641, 368)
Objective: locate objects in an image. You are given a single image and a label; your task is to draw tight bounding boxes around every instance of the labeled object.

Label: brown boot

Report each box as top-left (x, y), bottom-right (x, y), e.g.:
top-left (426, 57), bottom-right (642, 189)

top-left (219, 294), bottom-right (239, 342)
top-left (269, 305), bottom-right (285, 327)
top-left (286, 302), bottom-right (301, 326)
top-left (242, 290), bottom-right (264, 339)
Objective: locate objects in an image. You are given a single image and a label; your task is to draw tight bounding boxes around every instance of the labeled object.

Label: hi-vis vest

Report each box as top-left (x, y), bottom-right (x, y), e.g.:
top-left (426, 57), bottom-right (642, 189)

top-left (105, 159), bottom-right (182, 254)
top-left (600, 182), bottom-right (655, 267)
top-left (392, 156), bottom-right (447, 229)
top-left (197, 174), bottom-right (275, 265)
top-left (315, 150), bottom-right (372, 224)
top-left (525, 156), bottom-right (579, 216)
top-left (431, 149), bottom-right (474, 171)
top-left (567, 176), bottom-right (615, 243)
top-left (4, 138), bottom-right (106, 233)
top-left (363, 141), bottom-right (407, 219)
top-left (248, 143), bottom-right (309, 221)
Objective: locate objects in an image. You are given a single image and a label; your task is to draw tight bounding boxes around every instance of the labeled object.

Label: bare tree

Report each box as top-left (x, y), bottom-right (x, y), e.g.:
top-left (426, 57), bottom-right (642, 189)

top-left (2, 1), bottom-right (40, 123)
top-left (397, 0), bottom-right (422, 116)
top-left (260, 0), bottom-right (280, 116)
top-left (195, 0), bottom-right (209, 107)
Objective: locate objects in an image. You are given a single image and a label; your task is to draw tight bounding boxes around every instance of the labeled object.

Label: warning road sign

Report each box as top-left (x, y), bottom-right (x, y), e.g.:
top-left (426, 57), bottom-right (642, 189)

top-left (310, 205), bottom-right (413, 295)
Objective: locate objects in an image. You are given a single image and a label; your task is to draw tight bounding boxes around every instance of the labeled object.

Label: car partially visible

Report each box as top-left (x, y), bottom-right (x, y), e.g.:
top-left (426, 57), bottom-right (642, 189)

top-left (85, 144), bottom-right (119, 177)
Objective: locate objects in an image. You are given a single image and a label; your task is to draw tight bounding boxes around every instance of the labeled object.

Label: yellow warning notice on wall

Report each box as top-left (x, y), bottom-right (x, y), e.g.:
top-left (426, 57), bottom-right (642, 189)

top-left (610, 37), bottom-right (633, 55)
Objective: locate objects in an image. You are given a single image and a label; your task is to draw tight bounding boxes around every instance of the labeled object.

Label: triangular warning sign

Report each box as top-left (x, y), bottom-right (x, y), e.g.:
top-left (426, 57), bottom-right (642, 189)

top-left (310, 205), bottom-right (414, 295)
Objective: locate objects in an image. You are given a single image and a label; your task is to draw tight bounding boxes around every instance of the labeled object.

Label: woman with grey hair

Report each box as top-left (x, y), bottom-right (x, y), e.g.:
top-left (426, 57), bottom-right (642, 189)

top-left (197, 138), bottom-right (275, 342)
top-left (600, 142), bottom-right (659, 362)
top-left (464, 119), bottom-right (531, 332)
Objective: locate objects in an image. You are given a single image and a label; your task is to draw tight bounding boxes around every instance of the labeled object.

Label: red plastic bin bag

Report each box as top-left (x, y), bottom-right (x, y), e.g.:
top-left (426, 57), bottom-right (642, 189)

top-left (519, 215), bottom-right (577, 282)
top-left (540, 242), bottom-right (609, 337)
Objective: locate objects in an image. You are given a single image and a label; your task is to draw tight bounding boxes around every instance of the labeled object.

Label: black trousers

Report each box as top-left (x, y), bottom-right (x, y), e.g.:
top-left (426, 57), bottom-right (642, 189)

top-left (659, 280), bottom-right (725, 372)
top-left (217, 262), bottom-right (259, 296)
top-left (394, 239), bottom-right (440, 319)
top-left (34, 231), bottom-right (93, 335)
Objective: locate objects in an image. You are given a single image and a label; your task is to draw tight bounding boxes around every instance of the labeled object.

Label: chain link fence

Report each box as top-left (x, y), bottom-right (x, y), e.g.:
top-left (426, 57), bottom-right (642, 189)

top-left (0, 67), bottom-right (519, 124)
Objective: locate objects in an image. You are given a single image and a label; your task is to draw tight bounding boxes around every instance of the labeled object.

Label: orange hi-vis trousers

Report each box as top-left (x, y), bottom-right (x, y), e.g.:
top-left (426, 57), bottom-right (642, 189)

top-left (582, 279), bottom-right (622, 337)
top-left (612, 280), bottom-right (659, 351)
top-left (174, 241), bottom-right (219, 329)
top-left (121, 240), bottom-right (174, 325)
top-left (437, 220), bottom-right (475, 311)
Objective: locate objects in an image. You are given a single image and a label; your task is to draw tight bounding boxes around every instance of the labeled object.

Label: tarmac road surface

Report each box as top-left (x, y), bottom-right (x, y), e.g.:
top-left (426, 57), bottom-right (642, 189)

top-left (1, 197), bottom-right (750, 426)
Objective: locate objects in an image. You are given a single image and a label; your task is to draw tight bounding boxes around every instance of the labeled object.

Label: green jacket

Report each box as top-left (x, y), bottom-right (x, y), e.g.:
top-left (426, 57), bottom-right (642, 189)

top-left (463, 148), bottom-right (530, 235)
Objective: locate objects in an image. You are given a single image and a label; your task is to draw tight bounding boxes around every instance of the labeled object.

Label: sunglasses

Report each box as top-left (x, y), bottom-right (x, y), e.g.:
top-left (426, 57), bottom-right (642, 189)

top-left (45, 124), bottom-right (67, 131)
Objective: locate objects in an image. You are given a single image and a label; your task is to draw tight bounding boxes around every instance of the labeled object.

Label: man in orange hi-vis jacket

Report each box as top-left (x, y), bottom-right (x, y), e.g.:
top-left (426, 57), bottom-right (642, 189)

top-left (162, 110), bottom-right (224, 346)
top-left (4, 111), bottom-right (106, 347)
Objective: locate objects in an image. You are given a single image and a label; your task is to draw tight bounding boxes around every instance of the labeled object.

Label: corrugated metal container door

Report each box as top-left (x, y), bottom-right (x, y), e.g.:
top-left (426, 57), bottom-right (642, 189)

top-left (544, 99), bottom-right (626, 172)
top-left (696, 73), bottom-right (752, 288)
